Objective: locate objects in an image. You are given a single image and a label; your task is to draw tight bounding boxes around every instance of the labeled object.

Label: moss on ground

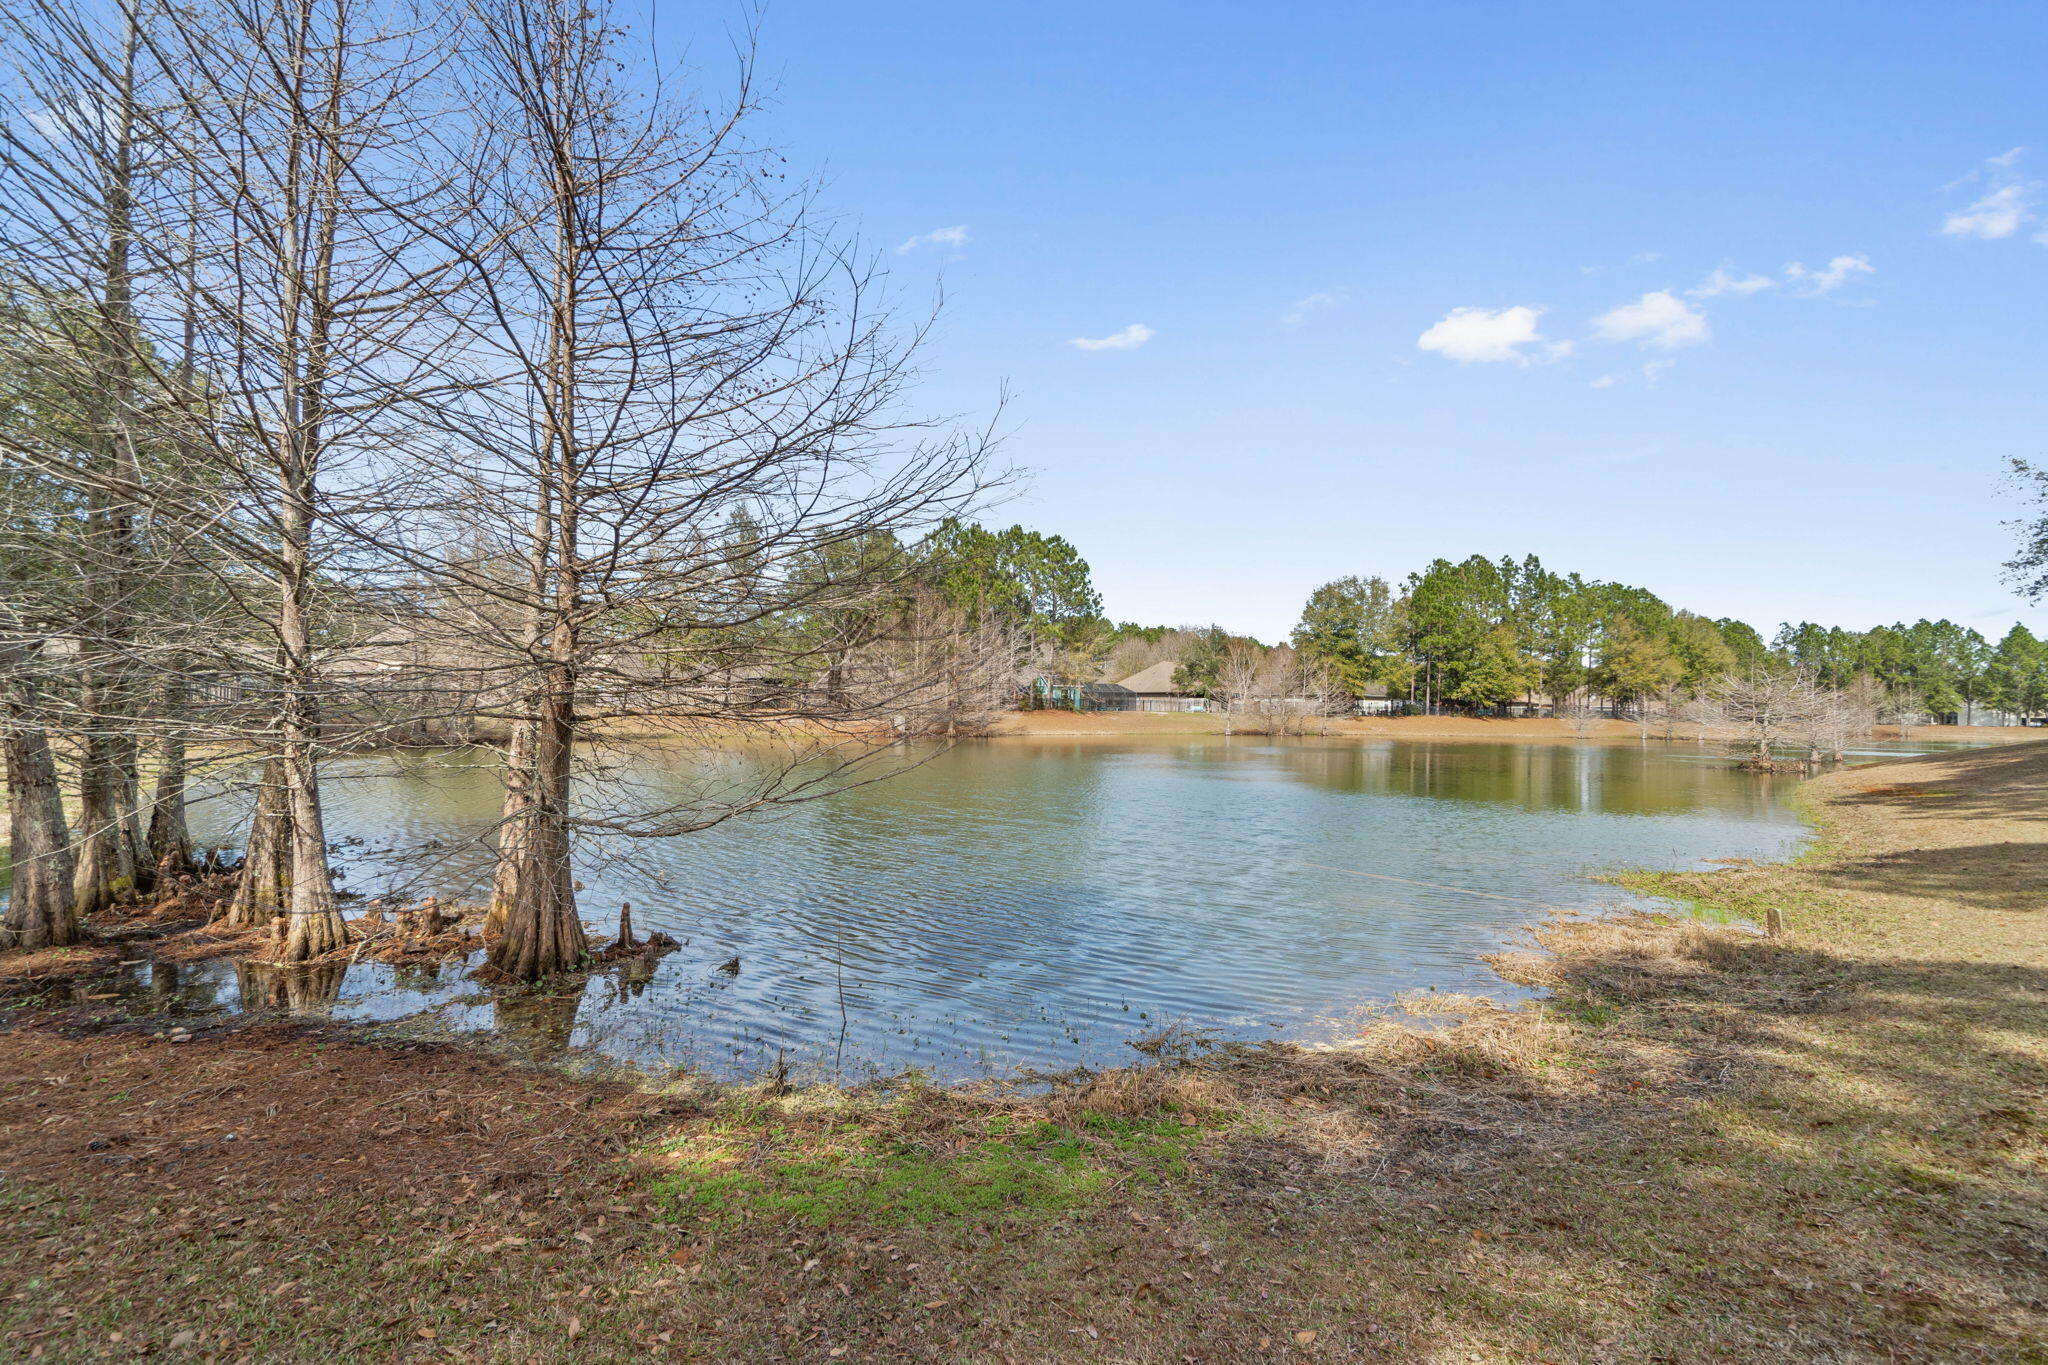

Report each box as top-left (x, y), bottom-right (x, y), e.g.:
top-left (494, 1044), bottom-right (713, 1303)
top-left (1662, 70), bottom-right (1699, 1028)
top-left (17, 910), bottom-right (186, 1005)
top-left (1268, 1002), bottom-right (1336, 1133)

top-left (652, 1110), bottom-right (1210, 1229)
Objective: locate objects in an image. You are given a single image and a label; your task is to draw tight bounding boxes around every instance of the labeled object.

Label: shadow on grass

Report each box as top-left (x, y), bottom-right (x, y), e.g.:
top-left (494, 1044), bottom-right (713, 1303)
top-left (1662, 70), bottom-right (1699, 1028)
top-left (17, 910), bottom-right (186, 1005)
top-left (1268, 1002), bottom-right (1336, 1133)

top-left (1825, 843), bottom-right (2048, 911)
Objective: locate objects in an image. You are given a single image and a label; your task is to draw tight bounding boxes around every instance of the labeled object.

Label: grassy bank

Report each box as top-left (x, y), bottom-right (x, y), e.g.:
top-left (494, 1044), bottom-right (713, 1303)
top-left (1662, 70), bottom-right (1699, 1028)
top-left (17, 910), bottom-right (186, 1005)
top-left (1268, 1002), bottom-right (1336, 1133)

top-left (3, 744), bottom-right (2046, 1362)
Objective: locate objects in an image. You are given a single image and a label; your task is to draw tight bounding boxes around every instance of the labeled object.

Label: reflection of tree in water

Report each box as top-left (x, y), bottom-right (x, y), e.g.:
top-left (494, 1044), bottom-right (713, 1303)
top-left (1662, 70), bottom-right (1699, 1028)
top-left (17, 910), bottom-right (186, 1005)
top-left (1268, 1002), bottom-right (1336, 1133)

top-left (599, 953), bottom-right (660, 1006)
top-left (493, 981), bottom-right (587, 1057)
top-left (147, 960), bottom-right (225, 1014)
top-left (236, 960), bottom-right (347, 1014)
top-left (392, 961), bottom-right (452, 992)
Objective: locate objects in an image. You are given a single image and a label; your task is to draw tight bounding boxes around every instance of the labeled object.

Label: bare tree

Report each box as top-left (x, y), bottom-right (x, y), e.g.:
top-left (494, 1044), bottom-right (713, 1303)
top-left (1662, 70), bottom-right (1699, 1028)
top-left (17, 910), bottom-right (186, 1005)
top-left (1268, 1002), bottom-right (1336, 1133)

top-left (0, 0), bottom-right (167, 913)
top-left (57, 0), bottom-right (473, 959)
top-left (1211, 639), bottom-right (1264, 736)
top-left (1675, 690), bottom-right (1723, 745)
top-left (1798, 678), bottom-right (1877, 763)
top-left (1707, 667), bottom-right (1873, 769)
top-left (1709, 668), bottom-right (1813, 770)
top-left (1559, 692), bottom-right (1606, 740)
top-left (1298, 651), bottom-right (1342, 735)
top-left (401, 0), bottom-right (991, 979)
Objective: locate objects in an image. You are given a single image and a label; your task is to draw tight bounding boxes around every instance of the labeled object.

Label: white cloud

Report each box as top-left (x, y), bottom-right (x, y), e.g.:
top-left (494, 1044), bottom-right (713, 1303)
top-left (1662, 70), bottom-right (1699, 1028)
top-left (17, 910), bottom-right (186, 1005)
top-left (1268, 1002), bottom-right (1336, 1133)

top-left (1589, 374), bottom-right (1618, 389)
top-left (1591, 291), bottom-right (1709, 349)
top-left (1280, 291), bottom-right (1340, 326)
top-left (896, 225), bottom-right (969, 254)
top-left (1784, 254), bottom-right (1874, 294)
top-left (1068, 323), bottom-right (1155, 352)
top-left (1642, 359), bottom-right (1675, 385)
top-left (1689, 267), bottom-right (1777, 298)
top-left (1940, 151), bottom-right (2039, 240)
top-left (1942, 183), bottom-right (2031, 239)
top-left (1415, 305), bottom-right (1557, 364)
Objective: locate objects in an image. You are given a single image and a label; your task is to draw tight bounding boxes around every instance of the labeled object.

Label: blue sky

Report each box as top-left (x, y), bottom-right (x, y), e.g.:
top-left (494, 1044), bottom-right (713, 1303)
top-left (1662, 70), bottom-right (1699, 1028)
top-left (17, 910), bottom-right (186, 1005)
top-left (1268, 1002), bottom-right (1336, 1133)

top-left (671, 1), bottom-right (2047, 644)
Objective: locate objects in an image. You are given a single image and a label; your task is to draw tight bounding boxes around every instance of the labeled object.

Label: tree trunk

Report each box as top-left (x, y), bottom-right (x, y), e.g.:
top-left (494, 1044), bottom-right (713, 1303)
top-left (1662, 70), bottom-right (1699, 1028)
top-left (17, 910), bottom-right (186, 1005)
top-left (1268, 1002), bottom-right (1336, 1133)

top-left (147, 743), bottom-right (194, 877)
top-left (72, 721), bottom-right (141, 914)
top-left (484, 717), bottom-right (534, 938)
top-left (487, 667), bottom-right (586, 979)
top-left (3, 669), bottom-right (81, 949)
top-left (73, 5), bottom-right (151, 917)
top-left (276, 733), bottom-right (346, 960)
top-left (147, 676), bottom-right (194, 877)
top-left (225, 757), bottom-right (292, 926)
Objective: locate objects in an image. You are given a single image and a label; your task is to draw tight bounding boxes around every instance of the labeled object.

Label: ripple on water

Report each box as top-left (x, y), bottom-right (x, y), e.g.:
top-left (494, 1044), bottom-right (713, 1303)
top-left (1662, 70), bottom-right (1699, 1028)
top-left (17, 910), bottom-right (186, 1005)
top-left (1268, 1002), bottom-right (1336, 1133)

top-left (152, 737), bottom-right (1809, 1081)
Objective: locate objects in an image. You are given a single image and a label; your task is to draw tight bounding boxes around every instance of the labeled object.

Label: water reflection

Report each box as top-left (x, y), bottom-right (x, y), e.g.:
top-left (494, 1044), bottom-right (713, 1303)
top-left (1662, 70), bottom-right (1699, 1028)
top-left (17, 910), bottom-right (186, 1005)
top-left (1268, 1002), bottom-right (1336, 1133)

top-left (139, 737), bottom-right (1816, 1081)
top-left (235, 960), bottom-right (348, 1015)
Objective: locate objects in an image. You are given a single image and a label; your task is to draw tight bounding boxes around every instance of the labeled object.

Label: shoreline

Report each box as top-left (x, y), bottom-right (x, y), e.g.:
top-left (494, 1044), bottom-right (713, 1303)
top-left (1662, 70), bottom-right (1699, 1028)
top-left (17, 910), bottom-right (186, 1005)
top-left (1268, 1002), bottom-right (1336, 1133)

top-left (985, 708), bottom-right (2043, 745)
top-left (3, 745), bottom-right (2046, 1360)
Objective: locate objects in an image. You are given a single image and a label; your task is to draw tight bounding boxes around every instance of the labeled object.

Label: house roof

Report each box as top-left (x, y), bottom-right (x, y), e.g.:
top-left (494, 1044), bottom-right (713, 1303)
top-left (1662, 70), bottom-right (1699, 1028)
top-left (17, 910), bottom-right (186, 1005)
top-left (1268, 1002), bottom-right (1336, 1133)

top-left (1117, 660), bottom-right (1183, 694)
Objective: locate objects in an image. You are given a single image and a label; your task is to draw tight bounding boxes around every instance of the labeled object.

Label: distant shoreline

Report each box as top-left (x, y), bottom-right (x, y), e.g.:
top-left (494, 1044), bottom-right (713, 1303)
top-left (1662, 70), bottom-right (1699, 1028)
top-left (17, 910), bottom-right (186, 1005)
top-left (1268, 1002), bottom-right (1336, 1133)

top-left (983, 709), bottom-right (2044, 745)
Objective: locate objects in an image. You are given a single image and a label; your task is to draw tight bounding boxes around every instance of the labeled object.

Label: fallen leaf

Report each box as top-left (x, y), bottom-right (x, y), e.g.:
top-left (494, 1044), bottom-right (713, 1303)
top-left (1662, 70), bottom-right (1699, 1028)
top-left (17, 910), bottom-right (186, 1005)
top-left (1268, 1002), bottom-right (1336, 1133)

top-left (670, 1245), bottom-right (701, 1267)
top-left (417, 1328), bottom-right (437, 1340)
top-left (1295, 1330), bottom-right (1318, 1346)
top-left (568, 1316), bottom-right (582, 1342)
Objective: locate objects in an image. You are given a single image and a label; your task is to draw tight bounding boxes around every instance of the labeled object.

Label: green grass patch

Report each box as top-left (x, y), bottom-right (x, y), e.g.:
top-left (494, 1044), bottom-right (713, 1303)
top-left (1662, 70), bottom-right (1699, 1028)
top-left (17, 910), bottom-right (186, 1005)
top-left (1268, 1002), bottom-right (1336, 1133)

top-left (651, 1108), bottom-right (1211, 1230)
top-left (1609, 868), bottom-right (1833, 928)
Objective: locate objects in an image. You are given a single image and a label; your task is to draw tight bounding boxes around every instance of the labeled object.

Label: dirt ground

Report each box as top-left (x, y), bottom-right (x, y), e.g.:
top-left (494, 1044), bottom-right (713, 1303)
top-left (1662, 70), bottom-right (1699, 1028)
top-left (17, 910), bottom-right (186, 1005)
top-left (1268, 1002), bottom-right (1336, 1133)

top-left (2, 743), bottom-right (2045, 1362)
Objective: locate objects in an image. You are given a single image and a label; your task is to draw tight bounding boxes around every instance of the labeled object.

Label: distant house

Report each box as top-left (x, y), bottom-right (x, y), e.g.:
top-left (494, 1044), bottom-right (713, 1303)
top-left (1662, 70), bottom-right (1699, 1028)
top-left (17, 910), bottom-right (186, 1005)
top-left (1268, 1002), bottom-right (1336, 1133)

top-left (1095, 661), bottom-right (1207, 713)
top-left (1355, 682), bottom-right (1404, 716)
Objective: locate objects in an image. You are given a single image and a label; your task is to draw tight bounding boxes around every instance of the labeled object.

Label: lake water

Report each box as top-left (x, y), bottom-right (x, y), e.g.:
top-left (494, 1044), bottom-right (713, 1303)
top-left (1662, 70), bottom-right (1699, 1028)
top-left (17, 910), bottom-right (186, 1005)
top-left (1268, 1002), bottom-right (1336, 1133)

top-left (66, 738), bottom-right (1816, 1081)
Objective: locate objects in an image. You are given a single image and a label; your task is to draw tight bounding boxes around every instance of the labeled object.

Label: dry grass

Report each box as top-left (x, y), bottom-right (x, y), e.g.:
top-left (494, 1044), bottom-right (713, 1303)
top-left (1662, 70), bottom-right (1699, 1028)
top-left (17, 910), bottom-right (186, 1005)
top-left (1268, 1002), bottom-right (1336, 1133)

top-left (4, 742), bottom-right (2048, 1361)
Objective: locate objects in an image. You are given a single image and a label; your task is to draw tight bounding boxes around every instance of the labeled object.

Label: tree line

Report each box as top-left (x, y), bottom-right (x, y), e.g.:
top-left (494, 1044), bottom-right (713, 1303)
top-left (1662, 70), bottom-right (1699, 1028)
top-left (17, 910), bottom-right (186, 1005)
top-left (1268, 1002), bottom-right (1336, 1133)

top-left (1279, 554), bottom-right (2048, 721)
top-left (955, 543), bottom-right (2046, 735)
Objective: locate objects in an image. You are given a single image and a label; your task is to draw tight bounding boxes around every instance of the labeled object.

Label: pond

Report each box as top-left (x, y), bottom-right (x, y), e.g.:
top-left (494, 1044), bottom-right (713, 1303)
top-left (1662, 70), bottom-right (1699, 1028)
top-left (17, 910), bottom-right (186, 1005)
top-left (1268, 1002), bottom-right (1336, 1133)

top-left (58, 738), bottom-right (1818, 1081)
